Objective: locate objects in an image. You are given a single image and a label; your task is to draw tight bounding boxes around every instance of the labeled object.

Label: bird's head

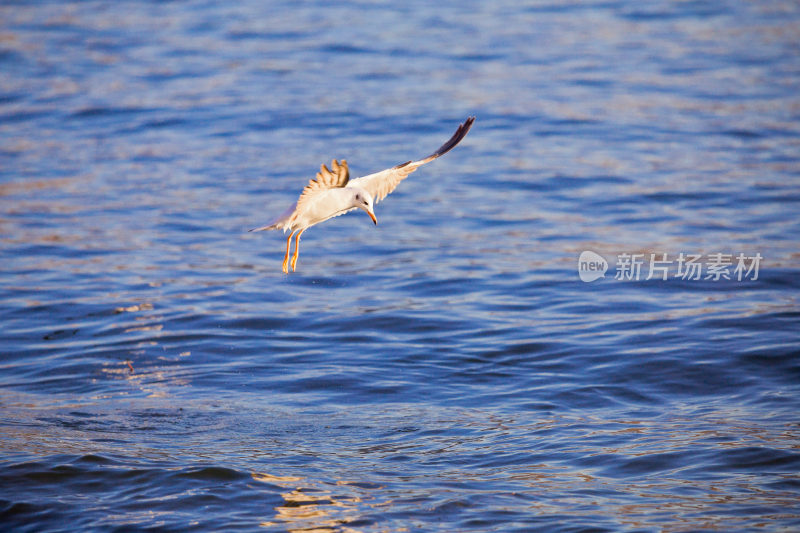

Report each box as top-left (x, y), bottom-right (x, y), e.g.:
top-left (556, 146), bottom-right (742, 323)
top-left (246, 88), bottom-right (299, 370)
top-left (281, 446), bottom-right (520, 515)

top-left (352, 188), bottom-right (377, 225)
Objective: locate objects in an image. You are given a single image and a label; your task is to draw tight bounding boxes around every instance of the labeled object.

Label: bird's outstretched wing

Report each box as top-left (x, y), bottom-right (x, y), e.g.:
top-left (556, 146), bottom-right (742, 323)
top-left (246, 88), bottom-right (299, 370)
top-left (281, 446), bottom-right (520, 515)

top-left (347, 116), bottom-right (474, 204)
top-left (249, 159), bottom-right (349, 232)
top-left (295, 158), bottom-right (350, 212)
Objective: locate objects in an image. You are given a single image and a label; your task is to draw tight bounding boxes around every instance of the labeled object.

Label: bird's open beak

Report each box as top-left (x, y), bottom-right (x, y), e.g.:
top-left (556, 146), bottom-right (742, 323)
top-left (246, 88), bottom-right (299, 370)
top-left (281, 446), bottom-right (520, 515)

top-left (367, 210), bottom-right (377, 225)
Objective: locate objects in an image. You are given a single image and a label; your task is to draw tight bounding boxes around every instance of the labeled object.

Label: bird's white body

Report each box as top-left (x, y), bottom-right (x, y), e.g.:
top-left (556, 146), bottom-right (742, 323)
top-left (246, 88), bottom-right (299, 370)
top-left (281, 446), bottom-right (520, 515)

top-left (284, 187), bottom-right (373, 232)
top-left (250, 117), bottom-right (474, 273)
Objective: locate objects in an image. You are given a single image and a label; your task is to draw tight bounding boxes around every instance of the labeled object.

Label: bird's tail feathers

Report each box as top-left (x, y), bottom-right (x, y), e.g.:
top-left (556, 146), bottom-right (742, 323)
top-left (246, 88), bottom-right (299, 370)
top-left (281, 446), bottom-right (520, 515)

top-left (248, 202), bottom-right (297, 233)
top-left (248, 223), bottom-right (277, 232)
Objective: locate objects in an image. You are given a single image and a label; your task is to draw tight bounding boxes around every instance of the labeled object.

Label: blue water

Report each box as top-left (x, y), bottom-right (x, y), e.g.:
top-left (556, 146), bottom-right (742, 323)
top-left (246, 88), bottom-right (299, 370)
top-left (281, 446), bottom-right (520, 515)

top-left (2, 1), bottom-right (800, 531)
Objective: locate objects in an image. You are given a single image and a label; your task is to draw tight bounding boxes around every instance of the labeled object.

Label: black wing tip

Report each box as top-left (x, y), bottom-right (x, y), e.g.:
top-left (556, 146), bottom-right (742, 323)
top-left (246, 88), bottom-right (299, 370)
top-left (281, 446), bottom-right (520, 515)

top-left (449, 116), bottom-right (476, 141)
top-left (460, 116), bottom-right (476, 135)
top-left (430, 115), bottom-right (475, 159)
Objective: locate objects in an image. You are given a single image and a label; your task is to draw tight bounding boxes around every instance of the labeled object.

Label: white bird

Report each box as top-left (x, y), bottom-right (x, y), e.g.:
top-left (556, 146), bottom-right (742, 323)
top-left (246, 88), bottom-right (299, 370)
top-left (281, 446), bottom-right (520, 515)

top-left (250, 117), bottom-right (475, 273)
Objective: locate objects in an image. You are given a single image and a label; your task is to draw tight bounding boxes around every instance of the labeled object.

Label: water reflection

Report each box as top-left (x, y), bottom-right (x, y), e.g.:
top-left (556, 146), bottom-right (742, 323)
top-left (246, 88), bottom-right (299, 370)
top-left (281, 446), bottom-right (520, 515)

top-left (254, 473), bottom-right (387, 533)
top-left (0, 390), bottom-right (797, 530)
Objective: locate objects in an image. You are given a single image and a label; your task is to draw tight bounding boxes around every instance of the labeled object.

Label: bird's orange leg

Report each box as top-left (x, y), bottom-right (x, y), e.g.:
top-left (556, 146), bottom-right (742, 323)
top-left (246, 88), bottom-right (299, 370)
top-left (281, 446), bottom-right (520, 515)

top-left (282, 232), bottom-right (293, 274)
top-left (290, 229), bottom-right (305, 272)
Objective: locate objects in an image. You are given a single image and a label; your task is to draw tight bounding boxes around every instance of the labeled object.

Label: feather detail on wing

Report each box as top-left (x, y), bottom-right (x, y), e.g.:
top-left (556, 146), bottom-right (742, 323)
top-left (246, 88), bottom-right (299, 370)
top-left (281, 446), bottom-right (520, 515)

top-left (249, 159), bottom-right (349, 233)
top-left (297, 159), bottom-right (350, 200)
top-left (294, 158), bottom-right (349, 214)
top-left (347, 116), bottom-right (474, 203)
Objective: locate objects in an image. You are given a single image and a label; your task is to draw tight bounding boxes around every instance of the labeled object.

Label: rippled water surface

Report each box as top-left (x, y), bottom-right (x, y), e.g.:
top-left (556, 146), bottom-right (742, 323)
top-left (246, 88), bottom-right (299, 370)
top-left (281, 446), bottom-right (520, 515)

top-left (2, 1), bottom-right (800, 531)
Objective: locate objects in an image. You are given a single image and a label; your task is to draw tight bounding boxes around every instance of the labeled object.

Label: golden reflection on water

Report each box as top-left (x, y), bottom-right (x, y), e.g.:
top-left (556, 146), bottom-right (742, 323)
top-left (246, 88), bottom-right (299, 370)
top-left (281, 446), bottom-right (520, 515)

top-left (1, 390), bottom-right (797, 531)
top-left (253, 473), bottom-right (400, 533)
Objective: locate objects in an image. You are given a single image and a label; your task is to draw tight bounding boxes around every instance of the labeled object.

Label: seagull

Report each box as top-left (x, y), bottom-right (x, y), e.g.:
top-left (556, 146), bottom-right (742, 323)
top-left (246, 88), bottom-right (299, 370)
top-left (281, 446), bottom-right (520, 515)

top-left (250, 116), bottom-right (475, 273)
